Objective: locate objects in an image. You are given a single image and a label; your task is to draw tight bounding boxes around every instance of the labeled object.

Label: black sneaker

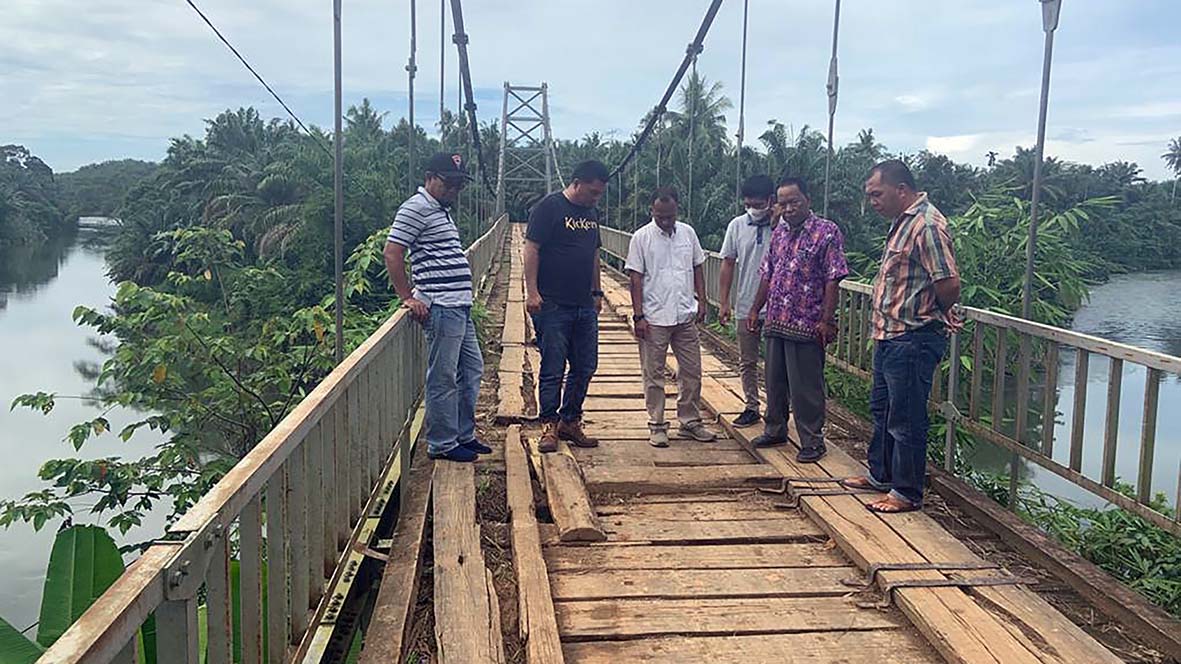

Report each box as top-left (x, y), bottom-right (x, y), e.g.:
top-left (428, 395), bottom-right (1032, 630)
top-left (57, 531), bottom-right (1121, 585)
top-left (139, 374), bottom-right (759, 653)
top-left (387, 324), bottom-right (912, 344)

top-left (462, 439), bottom-right (493, 454)
top-left (428, 445), bottom-right (479, 462)
top-left (751, 433), bottom-right (787, 448)
top-left (732, 409), bottom-right (761, 428)
top-left (796, 445), bottom-right (827, 463)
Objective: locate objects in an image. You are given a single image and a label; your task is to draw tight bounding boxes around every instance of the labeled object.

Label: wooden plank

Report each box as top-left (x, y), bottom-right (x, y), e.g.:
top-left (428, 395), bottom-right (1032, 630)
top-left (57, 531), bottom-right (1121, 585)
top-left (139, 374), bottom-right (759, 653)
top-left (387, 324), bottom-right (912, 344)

top-left (543, 542), bottom-right (847, 571)
top-left (358, 444), bottom-right (432, 664)
top-left (496, 370), bottom-right (528, 422)
top-left (596, 498), bottom-right (787, 521)
top-left (562, 631), bottom-right (939, 664)
top-left (598, 514), bottom-right (822, 544)
top-left (1138, 367), bottom-right (1161, 504)
top-left (432, 462), bottom-right (506, 664)
top-left (504, 426), bottom-right (564, 664)
top-left (584, 465), bottom-right (781, 494)
top-left (969, 322), bottom-right (985, 419)
top-left (1040, 341), bottom-right (1059, 456)
top-left (206, 532), bottom-right (232, 664)
top-left (1069, 349), bottom-right (1089, 471)
top-left (574, 446), bottom-right (755, 469)
top-left (580, 397), bottom-right (651, 411)
top-left (555, 596), bottom-right (904, 639)
top-left (239, 496), bottom-right (263, 664)
top-left (264, 473), bottom-right (288, 664)
top-left (550, 566), bottom-right (857, 600)
top-left (1101, 357), bottom-right (1123, 487)
top-left (542, 443), bottom-right (606, 542)
top-left (992, 327), bottom-right (1008, 433)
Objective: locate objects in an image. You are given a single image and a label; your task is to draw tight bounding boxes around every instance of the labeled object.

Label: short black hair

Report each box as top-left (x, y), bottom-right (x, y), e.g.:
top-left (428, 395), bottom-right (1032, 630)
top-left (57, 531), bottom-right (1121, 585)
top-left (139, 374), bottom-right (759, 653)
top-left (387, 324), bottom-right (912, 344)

top-left (571, 160), bottom-right (610, 184)
top-left (651, 186), bottom-right (679, 204)
top-left (869, 159), bottom-right (917, 189)
top-left (740, 174), bottom-right (775, 199)
top-left (777, 176), bottom-right (810, 198)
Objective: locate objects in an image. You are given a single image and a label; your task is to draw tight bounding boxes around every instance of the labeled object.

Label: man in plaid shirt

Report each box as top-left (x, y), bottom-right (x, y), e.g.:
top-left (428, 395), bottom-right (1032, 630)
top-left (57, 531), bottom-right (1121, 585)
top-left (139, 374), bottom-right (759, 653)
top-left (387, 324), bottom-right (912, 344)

top-left (843, 160), bottom-right (960, 513)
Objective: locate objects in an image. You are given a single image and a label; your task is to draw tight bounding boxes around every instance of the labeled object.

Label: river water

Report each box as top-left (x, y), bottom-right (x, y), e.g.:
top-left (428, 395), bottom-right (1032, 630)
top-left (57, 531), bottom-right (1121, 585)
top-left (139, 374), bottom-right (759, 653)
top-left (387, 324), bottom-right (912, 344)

top-left (971, 271), bottom-right (1181, 512)
top-left (0, 231), bottom-right (165, 631)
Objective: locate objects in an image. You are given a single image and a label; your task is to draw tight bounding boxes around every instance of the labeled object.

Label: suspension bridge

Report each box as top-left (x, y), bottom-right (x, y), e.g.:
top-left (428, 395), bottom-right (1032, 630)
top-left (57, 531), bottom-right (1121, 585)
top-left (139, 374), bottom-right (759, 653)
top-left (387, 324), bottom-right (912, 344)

top-left (31, 0), bottom-right (1181, 662)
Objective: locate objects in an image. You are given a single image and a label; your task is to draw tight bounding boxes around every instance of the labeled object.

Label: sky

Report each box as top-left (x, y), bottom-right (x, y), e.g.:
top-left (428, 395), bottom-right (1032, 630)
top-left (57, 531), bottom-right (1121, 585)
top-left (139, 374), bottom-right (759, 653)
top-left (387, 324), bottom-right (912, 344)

top-left (4, 0), bottom-right (1180, 180)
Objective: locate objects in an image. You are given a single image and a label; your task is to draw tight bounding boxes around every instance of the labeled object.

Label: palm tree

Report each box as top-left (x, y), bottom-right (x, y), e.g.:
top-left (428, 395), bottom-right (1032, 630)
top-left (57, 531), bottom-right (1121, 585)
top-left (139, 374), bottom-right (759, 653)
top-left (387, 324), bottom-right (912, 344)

top-left (1163, 137), bottom-right (1181, 203)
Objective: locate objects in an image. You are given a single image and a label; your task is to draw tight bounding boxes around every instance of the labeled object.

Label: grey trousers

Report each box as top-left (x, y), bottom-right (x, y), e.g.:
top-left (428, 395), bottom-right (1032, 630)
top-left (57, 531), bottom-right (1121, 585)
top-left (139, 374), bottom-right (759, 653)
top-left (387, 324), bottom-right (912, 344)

top-left (736, 324), bottom-right (761, 412)
top-left (639, 321), bottom-right (703, 430)
top-left (764, 335), bottom-right (826, 449)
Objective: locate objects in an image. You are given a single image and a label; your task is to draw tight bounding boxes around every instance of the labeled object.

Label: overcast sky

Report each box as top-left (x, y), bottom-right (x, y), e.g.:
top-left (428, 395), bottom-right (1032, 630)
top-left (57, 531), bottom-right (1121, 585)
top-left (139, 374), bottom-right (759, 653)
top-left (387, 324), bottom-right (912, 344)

top-left (4, 0), bottom-right (1180, 179)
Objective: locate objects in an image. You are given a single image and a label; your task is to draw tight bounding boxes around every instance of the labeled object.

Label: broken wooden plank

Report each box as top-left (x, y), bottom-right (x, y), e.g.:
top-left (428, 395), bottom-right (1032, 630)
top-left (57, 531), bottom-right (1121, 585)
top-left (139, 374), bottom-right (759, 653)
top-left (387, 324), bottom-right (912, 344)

top-left (555, 596), bottom-right (904, 639)
top-left (432, 462), bottom-right (505, 664)
top-left (504, 426), bottom-right (564, 664)
top-left (542, 442), bottom-right (606, 542)
top-left (584, 464), bottom-right (781, 494)
top-left (550, 566), bottom-right (857, 600)
top-left (357, 444), bottom-right (431, 664)
top-left (543, 541), bottom-right (847, 572)
top-left (597, 514), bottom-right (822, 544)
top-left (562, 631), bottom-right (940, 664)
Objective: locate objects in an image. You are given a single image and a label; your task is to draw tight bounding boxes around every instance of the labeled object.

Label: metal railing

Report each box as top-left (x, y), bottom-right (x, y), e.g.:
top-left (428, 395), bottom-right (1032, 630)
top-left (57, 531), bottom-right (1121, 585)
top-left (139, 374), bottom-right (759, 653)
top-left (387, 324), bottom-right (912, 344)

top-left (42, 214), bottom-right (509, 664)
top-left (601, 225), bottom-right (1181, 537)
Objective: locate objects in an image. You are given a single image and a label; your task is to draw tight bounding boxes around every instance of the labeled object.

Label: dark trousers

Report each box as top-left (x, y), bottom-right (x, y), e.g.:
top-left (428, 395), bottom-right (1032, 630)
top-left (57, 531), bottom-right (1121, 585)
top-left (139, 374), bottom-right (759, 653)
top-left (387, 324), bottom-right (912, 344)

top-left (866, 330), bottom-right (948, 506)
top-left (536, 302), bottom-right (598, 422)
top-left (764, 336), bottom-right (826, 449)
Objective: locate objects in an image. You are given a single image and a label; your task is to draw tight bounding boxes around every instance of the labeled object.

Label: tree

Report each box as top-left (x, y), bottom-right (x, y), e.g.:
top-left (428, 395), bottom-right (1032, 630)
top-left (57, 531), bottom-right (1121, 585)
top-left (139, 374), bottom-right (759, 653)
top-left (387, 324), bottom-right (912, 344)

top-left (1163, 136), bottom-right (1181, 203)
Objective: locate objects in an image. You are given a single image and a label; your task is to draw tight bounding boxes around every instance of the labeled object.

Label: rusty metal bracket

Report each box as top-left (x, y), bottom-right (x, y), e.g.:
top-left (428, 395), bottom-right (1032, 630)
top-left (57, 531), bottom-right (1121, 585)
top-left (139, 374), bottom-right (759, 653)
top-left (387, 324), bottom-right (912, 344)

top-left (163, 523), bottom-right (225, 600)
top-left (842, 561), bottom-right (1001, 588)
top-left (857, 574), bottom-right (1037, 611)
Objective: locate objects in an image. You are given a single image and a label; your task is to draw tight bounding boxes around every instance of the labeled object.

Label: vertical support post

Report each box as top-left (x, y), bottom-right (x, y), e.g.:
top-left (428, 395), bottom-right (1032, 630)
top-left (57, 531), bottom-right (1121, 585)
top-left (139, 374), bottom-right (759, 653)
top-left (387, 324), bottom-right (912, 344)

top-left (1010, 335), bottom-right (1033, 507)
top-left (1040, 341), bottom-right (1059, 456)
top-left (239, 495), bottom-right (263, 664)
top-left (332, 0), bottom-right (345, 364)
top-left (306, 423), bottom-right (325, 606)
top-left (735, 0), bottom-right (749, 207)
top-left (1020, 0), bottom-right (1062, 319)
top-left (496, 81), bottom-right (509, 216)
top-left (439, 0), bottom-right (445, 125)
top-left (407, 0), bottom-right (418, 193)
top-left (822, 0), bottom-right (841, 218)
top-left (206, 530), bottom-right (232, 664)
top-left (969, 322), bottom-right (985, 419)
top-left (992, 328), bottom-right (1008, 434)
top-left (265, 471), bottom-right (288, 664)
top-left (542, 82), bottom-right (554, 194)
top-left (156, 596), bottom-right (200, 664)
top-left (1101, 357), bottom-right (1123, 488)
top-left (288, 443), bottom-right (309, 641)
top-left (1137, 368), bottom-right (1160, 504)
top-left (1069, 348), bottom-right (1089, 471)
top-left (944, 329), bottom-right (961, 472)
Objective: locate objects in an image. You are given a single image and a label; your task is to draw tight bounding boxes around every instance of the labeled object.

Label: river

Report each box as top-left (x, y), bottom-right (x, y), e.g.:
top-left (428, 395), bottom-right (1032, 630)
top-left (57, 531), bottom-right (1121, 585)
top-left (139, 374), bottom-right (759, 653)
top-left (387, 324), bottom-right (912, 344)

top-left (971, 271), bottom-right (1181, 512)
top-left (0, 230), bottom-right (165, 631)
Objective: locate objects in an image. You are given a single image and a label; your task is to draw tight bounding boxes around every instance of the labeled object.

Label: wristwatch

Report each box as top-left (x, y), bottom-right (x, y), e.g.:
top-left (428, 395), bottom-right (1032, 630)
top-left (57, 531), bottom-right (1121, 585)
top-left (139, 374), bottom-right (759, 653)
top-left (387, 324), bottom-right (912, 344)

top-left (632, 314), bottom-right (646, 322)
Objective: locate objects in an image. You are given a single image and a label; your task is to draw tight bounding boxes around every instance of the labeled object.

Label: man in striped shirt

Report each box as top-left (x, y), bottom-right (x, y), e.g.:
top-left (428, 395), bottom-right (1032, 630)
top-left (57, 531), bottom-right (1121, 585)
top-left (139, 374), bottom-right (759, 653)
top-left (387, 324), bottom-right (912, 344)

top-left (843, 160), bottom-right (960, 513)
top-left (384, 152), bottom-right (489, 463)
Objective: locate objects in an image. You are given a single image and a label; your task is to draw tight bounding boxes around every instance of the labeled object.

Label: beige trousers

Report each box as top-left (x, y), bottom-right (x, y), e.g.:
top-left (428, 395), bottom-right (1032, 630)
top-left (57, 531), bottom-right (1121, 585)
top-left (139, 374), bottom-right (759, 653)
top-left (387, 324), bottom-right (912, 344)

top-left (736, 324), bottom-right (761, 412)
top-left (639, 321), bottom-right (703, 429)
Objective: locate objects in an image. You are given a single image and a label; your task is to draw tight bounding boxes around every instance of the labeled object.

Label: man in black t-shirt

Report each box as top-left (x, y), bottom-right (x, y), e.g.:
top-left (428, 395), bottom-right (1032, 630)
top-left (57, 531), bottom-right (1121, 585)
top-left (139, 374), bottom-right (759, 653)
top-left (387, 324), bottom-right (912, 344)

top-left (525, 160), bottom-right (608, 452)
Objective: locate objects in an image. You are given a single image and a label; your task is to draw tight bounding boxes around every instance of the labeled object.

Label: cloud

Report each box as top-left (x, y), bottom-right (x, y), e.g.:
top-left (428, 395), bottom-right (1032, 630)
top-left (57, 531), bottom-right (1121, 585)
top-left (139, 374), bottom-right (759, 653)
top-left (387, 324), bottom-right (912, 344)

top-left (1113, 101), bottom-right (1181, 119)
top-left (926, 134), bottom-right (982, 155)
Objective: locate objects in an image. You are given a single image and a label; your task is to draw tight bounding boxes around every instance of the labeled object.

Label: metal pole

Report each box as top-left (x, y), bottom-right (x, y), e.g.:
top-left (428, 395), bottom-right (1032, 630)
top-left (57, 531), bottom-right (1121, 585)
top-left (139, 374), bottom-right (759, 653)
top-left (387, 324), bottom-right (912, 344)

top-left (496, 82), bottom-right (508, 216)
top-left (1021, 0), bottom-right (1062, 320)
top-left (822, 0), bottom-right (841, 219)
top-left (542, 83), bottom-right (554, 194)
top-left (439, 0), bottom-right (445, 128)
top-left (687, 56), bottom-right (698, 223)
top-left (735, 0), bottom-right (749, 207)
top-left (407, 0), bottom-right (418, 194)
top-left (333, 0), bottom-right (344, 363)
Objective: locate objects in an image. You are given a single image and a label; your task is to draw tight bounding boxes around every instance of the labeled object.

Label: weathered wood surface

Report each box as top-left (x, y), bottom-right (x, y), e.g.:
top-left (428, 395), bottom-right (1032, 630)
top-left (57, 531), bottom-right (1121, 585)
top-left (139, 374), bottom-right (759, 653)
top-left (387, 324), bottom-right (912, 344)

top-left (597, 514), bottom-right (822, 544)
top-left (562, 631), bottom-right (939, 664)
top-left (432, 462), bottom-right (505, 664)
top-left (504, 426), bottom-right (564, 664)
top-left (543, 541), bottom-right (847, 572)
top-left (542, 443), bottom-right (606, 542)
top-left (550, 566), bottom-right (857, 600)
top-left (583, 464), bottom-right (781, 494)
top-left (358, 444), bottom-right (431, 664)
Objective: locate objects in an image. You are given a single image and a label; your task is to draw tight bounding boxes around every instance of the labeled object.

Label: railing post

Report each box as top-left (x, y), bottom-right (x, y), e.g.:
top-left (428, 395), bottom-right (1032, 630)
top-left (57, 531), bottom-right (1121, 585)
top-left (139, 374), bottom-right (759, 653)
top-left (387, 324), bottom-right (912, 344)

top-left (1010, 336), bottom-right (1033, 508)
top-left (206, 531), bottom-right (233, 664)
top-left (265, 471), bottom-right (289, 664)
top-left (1137, 368), bottom-right (1160, 505)
top-left (1070, 349), bottom-right (1089, 471)
top-left (944, 330), bottom-right (961, 472)
top-left (1101, 357), bottom-right (1123, 487)
top-left (240, 495), bottom-right (264, 664)
top-left (156, 596), bottom-right (200, 664)
top-left (1040, 341), bottom-right (1060, 457)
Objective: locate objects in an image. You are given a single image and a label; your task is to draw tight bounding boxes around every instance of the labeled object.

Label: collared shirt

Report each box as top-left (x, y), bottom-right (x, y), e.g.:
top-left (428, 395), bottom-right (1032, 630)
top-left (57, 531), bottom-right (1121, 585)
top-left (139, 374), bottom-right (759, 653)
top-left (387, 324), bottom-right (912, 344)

top-left (387, 186), bottom-right (473, 307)
top-left (720, 211), bottom-right (773, 320)
top-left (870, 192), bottom-right (959, 340)
top-left (624, 220), bottom-right (706, 327)
top-left (758, 213), bottom-right (849, 339)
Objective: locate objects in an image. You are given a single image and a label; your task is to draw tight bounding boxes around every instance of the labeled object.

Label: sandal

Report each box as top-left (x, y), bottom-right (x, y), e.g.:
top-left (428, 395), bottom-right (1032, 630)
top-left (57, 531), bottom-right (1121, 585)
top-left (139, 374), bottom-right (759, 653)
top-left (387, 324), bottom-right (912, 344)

top-left (839, 476), bottom-right (886, 492)
top-left (865, 496), bottom-right (920, 514)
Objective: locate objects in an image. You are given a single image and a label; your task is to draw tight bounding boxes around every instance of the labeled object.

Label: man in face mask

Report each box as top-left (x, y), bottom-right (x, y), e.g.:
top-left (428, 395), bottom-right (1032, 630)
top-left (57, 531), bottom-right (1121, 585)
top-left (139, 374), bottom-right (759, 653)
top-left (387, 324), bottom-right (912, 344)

top-left (719, 174), bottom-right (776, 428)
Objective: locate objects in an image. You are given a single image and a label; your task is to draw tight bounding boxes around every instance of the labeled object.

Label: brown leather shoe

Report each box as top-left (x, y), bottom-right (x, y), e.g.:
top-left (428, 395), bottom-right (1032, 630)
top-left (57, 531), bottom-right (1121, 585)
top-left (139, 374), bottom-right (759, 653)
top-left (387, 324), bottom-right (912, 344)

top-left (557, 419), bottom-right (599, 448)
top-left (538, 421), bottom-right (559, 453)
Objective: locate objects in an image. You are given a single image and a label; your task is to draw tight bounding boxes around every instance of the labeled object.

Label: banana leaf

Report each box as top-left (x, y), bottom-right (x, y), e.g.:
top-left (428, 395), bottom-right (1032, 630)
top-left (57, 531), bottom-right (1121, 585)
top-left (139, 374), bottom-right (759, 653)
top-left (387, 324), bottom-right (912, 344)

top-left (35, 525), bottom-right (125, 648)
top-left (0, 617), bottom-right (43, 664)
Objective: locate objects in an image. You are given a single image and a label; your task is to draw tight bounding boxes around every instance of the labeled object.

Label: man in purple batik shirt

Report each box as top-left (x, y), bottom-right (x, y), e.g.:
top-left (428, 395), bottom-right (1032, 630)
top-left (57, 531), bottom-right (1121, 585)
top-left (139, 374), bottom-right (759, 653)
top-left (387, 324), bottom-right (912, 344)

top-left (747, 177), bottom-right (848, 463)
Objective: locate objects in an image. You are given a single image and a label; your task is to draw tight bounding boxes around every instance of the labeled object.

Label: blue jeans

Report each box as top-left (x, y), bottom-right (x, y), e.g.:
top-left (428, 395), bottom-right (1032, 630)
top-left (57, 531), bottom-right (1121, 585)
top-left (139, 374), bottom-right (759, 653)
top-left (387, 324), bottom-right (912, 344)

top-left (866, 330), bottom-right (947, 506)
top-left (423, 305), bottom-right (484, 455)
top-left (536, 302), bottom-right (598, 422)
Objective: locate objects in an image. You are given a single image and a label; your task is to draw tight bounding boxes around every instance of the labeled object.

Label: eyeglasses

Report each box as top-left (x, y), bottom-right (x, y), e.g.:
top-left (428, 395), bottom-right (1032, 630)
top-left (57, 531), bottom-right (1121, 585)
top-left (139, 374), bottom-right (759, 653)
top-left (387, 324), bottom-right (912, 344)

top-left (439, 178), bottom-right (468, 191)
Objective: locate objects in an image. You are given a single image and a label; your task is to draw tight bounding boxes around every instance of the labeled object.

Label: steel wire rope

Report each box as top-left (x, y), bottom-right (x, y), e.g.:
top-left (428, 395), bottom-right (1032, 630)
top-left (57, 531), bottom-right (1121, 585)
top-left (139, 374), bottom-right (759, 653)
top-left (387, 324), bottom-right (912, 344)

top-left (687, 54), bottom-right (698, 223)
top-left (735, 0), bottom-right (749, 208)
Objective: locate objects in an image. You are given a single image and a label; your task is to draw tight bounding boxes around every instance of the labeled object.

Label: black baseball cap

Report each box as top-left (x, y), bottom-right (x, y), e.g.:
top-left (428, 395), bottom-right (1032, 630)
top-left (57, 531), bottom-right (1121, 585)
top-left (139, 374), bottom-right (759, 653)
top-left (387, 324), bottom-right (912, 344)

top-left (425, 152), bottom-right (474, 181)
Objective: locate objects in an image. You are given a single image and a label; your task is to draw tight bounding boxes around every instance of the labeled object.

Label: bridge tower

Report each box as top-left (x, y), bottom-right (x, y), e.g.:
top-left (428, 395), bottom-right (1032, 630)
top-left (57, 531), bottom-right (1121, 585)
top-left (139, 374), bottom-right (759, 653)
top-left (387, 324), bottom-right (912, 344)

top-left (495, 82), bottom-right (556, 217)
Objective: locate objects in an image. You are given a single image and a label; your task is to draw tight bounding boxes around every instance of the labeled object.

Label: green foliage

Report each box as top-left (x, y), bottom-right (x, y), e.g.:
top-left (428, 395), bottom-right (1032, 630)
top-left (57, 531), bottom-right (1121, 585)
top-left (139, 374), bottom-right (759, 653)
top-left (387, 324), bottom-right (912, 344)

top-left (36, 525), bottom-right (126, 647)
top-left (54, 159), bottom-right (157, 221)
top-left (0, 145), bottom-right (68, 249)
top-left (0, 617), bottom-right (43, 664)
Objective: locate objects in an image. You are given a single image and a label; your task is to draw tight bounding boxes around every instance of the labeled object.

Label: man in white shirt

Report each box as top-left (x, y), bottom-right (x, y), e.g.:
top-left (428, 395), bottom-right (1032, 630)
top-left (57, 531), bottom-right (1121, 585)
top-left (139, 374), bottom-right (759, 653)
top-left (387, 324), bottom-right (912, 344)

top-left (718, 174), bottom-right (776, 428)
top-left (625, 187), bottom-right (717, 447)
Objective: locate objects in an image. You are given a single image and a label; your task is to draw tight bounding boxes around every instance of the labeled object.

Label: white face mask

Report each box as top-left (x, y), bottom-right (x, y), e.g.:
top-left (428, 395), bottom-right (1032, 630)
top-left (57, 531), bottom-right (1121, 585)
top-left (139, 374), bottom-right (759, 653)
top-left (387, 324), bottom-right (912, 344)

top-left (746, 207), bottom-right (770, 221)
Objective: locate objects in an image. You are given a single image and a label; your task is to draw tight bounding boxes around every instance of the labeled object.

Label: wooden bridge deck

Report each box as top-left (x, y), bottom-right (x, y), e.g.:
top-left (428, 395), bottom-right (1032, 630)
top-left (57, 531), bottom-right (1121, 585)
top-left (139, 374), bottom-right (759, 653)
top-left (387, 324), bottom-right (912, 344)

top-left (364, 225), bottom-right (1126, 664)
